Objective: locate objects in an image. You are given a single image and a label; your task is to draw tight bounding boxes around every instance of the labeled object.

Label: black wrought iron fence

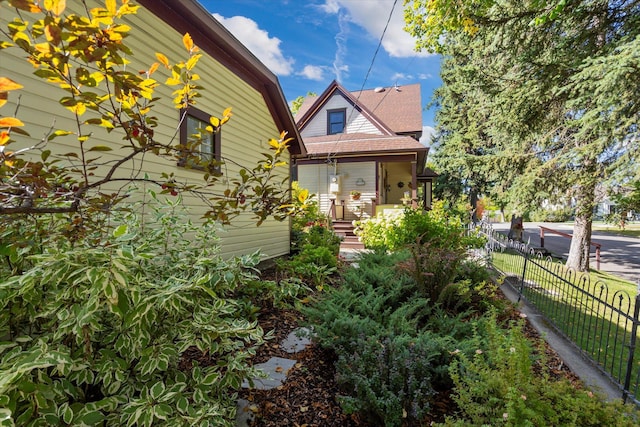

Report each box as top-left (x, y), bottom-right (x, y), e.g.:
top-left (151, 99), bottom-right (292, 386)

top-left (471, 222), bottom-right (640, 405)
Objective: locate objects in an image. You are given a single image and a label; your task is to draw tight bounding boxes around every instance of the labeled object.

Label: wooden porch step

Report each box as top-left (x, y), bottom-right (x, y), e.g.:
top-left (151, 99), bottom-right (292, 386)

top-left (332, 220), bottom-right (365, 250)
top-left (340, 240), bottom-right (365, 250)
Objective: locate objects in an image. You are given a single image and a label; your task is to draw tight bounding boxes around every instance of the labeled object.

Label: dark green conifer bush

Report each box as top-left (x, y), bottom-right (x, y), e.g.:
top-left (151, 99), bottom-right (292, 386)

top-left (304, 251), bottom-right (478, 426)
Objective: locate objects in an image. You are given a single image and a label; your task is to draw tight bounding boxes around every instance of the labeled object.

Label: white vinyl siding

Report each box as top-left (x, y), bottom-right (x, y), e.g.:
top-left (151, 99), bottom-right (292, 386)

top-left (301, 94), bottom-right (383, 138)
top-left (1, 2), bottom-right (291, 260)
top-left (297, 161), bottom-right (376, 221)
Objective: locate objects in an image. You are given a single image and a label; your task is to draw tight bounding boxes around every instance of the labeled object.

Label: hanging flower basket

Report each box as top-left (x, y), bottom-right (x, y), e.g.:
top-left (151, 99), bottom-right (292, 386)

top-left (350, 190), bottom-right (361, 200)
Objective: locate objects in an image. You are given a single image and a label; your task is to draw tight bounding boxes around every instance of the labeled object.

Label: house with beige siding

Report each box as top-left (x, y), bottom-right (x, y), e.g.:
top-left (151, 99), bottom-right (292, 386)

top-left (1, 0), bottom-right (304, 260)
top-left (294, 80), bottom-right (434, 222)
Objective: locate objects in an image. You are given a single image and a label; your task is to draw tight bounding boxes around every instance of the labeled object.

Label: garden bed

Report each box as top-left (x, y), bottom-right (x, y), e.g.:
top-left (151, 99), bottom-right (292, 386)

top-left (234, 289), bottom-right (582, 426)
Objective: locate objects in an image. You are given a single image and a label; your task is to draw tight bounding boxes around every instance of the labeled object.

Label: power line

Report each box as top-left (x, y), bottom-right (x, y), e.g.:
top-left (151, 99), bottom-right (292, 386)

top-left (326, 0), bottom-right (400, 161)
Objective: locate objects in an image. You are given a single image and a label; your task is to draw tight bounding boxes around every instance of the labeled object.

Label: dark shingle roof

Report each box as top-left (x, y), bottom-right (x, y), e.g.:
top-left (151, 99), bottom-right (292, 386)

top-left (351, 83), bottom-right (422, 134)
top-left (295, 82), bottom-right (422, 135)
top-left (303, 133), bottom-right (427, 156)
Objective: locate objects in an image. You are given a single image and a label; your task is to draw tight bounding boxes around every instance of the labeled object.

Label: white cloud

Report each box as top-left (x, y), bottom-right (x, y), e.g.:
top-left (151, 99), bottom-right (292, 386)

top-left (212, 13), bottom-right (295, 76)
top-left (391, 72), bottom-right (435, 83)
top-left (333, 12), bottom-right (350, 82)
top-left (420, 126), bottom-right (436, 146)
top-left (391, 72), bottom-right (409, 81)
top-left (320, 0), bottom-right (434, 58)
top-left (299, 65), bottom-right (325, 81)
top-left (318, 0), bottom-right (340, 14)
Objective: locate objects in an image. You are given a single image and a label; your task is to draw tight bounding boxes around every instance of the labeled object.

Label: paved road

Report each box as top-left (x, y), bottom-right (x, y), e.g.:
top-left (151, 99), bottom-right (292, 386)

top-left (489, 222), bottom-right (640, 284)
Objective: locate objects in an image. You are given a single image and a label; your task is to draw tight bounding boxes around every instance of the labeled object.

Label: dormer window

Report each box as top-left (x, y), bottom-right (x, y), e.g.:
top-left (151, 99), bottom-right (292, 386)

top-left (327, 108), bottom-right (346, 135)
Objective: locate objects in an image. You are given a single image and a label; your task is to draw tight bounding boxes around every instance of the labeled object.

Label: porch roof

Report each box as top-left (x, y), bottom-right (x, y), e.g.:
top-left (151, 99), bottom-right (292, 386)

top-left (302, 133), bottom-right (428, 156)
top-left (418, 167), bottom-right (438, 180)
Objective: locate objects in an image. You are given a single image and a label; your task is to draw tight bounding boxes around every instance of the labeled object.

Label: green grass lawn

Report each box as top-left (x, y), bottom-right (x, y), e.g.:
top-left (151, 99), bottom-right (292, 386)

top-left (593, 221), bottom-right (640, 238)
top-left (492, 249), bottom-right (640, 398)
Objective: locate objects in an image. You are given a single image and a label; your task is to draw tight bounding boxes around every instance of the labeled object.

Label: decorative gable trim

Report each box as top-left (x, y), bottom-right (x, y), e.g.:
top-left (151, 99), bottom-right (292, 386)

top-left (296, 80), bottom-right (394, 136)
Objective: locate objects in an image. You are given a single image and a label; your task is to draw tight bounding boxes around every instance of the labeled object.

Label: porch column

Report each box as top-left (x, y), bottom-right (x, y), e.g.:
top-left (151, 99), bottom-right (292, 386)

top-left (411, 161), bottom-right (418, 209)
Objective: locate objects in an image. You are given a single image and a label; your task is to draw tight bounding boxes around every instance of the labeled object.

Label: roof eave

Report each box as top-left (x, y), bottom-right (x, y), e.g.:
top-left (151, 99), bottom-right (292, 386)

top-left (137, 0), bottom-right (305, 155)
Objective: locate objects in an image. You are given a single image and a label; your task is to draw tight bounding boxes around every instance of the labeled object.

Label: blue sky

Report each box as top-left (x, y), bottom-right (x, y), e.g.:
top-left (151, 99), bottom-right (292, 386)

top-left (200, 0), bottom-right (441, 137)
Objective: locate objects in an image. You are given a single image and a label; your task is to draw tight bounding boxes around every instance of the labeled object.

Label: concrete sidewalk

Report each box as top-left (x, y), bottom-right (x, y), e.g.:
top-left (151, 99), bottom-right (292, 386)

top-left (500, 282), bottom-right (623, 402)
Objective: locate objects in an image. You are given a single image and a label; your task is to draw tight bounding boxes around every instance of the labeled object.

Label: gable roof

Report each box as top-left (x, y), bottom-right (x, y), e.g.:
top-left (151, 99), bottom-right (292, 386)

top-left (351, 83), bottom-right (422, 134)
top-left (137, 0), bottom-right (305, 155)
top-left (295, 80), bottom-right (395, 136)
top-left (295, 81), bottom-right (423, 136)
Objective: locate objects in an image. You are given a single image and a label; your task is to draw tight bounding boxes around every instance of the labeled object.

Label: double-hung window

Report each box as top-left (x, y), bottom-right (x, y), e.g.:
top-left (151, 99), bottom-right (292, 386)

top-left (327, 108), bottom-right (346, 135)
top-left (179, 107), bottom-right (221, 172)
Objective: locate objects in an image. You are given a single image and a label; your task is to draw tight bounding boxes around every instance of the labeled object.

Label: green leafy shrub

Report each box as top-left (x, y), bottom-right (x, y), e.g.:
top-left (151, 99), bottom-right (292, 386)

top-left (289, 182), bottom-right (341, 254)
top-left (354, 207), bottom-right (483, 252)
top-left (297, 245), bottom-right (338, 268)
top-left (429, 198), bottom-right (472, 226)
top-left (304, 225), bottom-right (341, 255)
top-left (276, 245), bottom-right (338, 290)
top-left (440, 260), bottom-right (505, 313)
top-left (277, 198), bottom-right (341, 290)
top-left (237, 276), bottom-right (312, 309)
top-left (455, 259), bottom-right (492, 284)
top-left (440, 316), bottom-right (639, 426)
top-left (352, 210), bottom-right (405, 250)
top-left (0, 197), bottom-right (267, 426)
top-left (290, 181), bottom-right (322, 232)
top-left (528, 206), bottom-right (574, 222)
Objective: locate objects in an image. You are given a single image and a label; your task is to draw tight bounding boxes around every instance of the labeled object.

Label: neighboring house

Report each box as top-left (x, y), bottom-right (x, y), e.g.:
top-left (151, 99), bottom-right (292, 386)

top-left (294, 80), bottom-right (434, 221)
top-left (1, 0), bottom-right (304, 260)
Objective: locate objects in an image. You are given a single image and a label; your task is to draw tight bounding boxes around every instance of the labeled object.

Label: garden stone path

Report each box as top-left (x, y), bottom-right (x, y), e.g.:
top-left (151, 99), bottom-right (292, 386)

top-left (236, 327), bottom-right (313, 427)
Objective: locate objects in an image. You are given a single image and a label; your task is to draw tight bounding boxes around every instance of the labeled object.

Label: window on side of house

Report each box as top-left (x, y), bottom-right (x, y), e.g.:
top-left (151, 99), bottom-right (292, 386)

top-left (327, 108), bottom-right (346, 135)
top-left (179, 107), bottom-right (221, 172)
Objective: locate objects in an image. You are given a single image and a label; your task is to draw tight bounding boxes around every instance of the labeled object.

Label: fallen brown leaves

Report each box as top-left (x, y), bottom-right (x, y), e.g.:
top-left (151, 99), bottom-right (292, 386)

top-left (236, 287), bottom-right (582, 427)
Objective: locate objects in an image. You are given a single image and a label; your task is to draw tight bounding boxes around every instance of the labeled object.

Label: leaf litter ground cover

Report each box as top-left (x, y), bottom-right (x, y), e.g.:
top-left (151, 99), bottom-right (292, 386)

top-left (181, 280), bottom-right (582, 426)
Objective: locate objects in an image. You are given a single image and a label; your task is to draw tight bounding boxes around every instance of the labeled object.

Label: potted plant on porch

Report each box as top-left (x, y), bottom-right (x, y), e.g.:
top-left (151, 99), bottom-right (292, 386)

top-left (350, 190), bottom-right (361, 201)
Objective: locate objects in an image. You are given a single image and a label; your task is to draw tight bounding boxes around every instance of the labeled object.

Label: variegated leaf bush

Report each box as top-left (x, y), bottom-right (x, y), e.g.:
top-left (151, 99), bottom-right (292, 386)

top-left (0, 193), bottom-right (272, 426)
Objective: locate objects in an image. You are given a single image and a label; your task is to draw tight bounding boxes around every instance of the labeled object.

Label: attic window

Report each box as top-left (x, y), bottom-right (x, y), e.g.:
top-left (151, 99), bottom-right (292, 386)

top-left (327, 108), bottom-right (346, 135)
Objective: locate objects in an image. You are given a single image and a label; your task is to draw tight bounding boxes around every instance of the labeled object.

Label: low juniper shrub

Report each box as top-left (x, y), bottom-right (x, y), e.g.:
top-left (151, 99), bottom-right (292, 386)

top-left (304, 251), bottom-right (480, 426)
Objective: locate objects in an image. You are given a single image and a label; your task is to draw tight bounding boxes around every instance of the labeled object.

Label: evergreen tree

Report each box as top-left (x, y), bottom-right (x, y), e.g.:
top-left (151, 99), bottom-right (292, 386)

top-left (405, 0), bottom-right (640, 271)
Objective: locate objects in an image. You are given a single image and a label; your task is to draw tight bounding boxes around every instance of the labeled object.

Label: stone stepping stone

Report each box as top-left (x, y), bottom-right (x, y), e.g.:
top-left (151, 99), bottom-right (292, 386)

top-left (235, 399), bottom-right (256, 427)
top-left (236, 328), bottom-right (313, 425)
top-left (241, 356), bottom-right (296, 391)
top-left (281, 327), bottom-right (313, 353)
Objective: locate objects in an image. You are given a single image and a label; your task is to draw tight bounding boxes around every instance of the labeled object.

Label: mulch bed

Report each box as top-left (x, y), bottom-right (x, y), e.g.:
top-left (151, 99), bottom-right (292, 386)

top-left (234, 288), bottom-right (582, 427)
top-left (181, 264), bottom-right (583, 426)
top-left (238, 306), bottom-right (358, 426)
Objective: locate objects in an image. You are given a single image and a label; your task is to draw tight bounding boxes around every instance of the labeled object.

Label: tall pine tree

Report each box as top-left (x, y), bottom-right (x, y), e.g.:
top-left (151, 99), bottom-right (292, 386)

top-left (406, 0), bottom-right (640, 270)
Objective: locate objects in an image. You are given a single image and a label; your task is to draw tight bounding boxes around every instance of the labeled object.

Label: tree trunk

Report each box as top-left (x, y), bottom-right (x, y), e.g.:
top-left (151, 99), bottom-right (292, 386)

top-left (566, 178), bottom-right (597, 272)
top-left (470, 189), bottom-right (479, 223)
top-left (566, 213), bottom-right (592, 271)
